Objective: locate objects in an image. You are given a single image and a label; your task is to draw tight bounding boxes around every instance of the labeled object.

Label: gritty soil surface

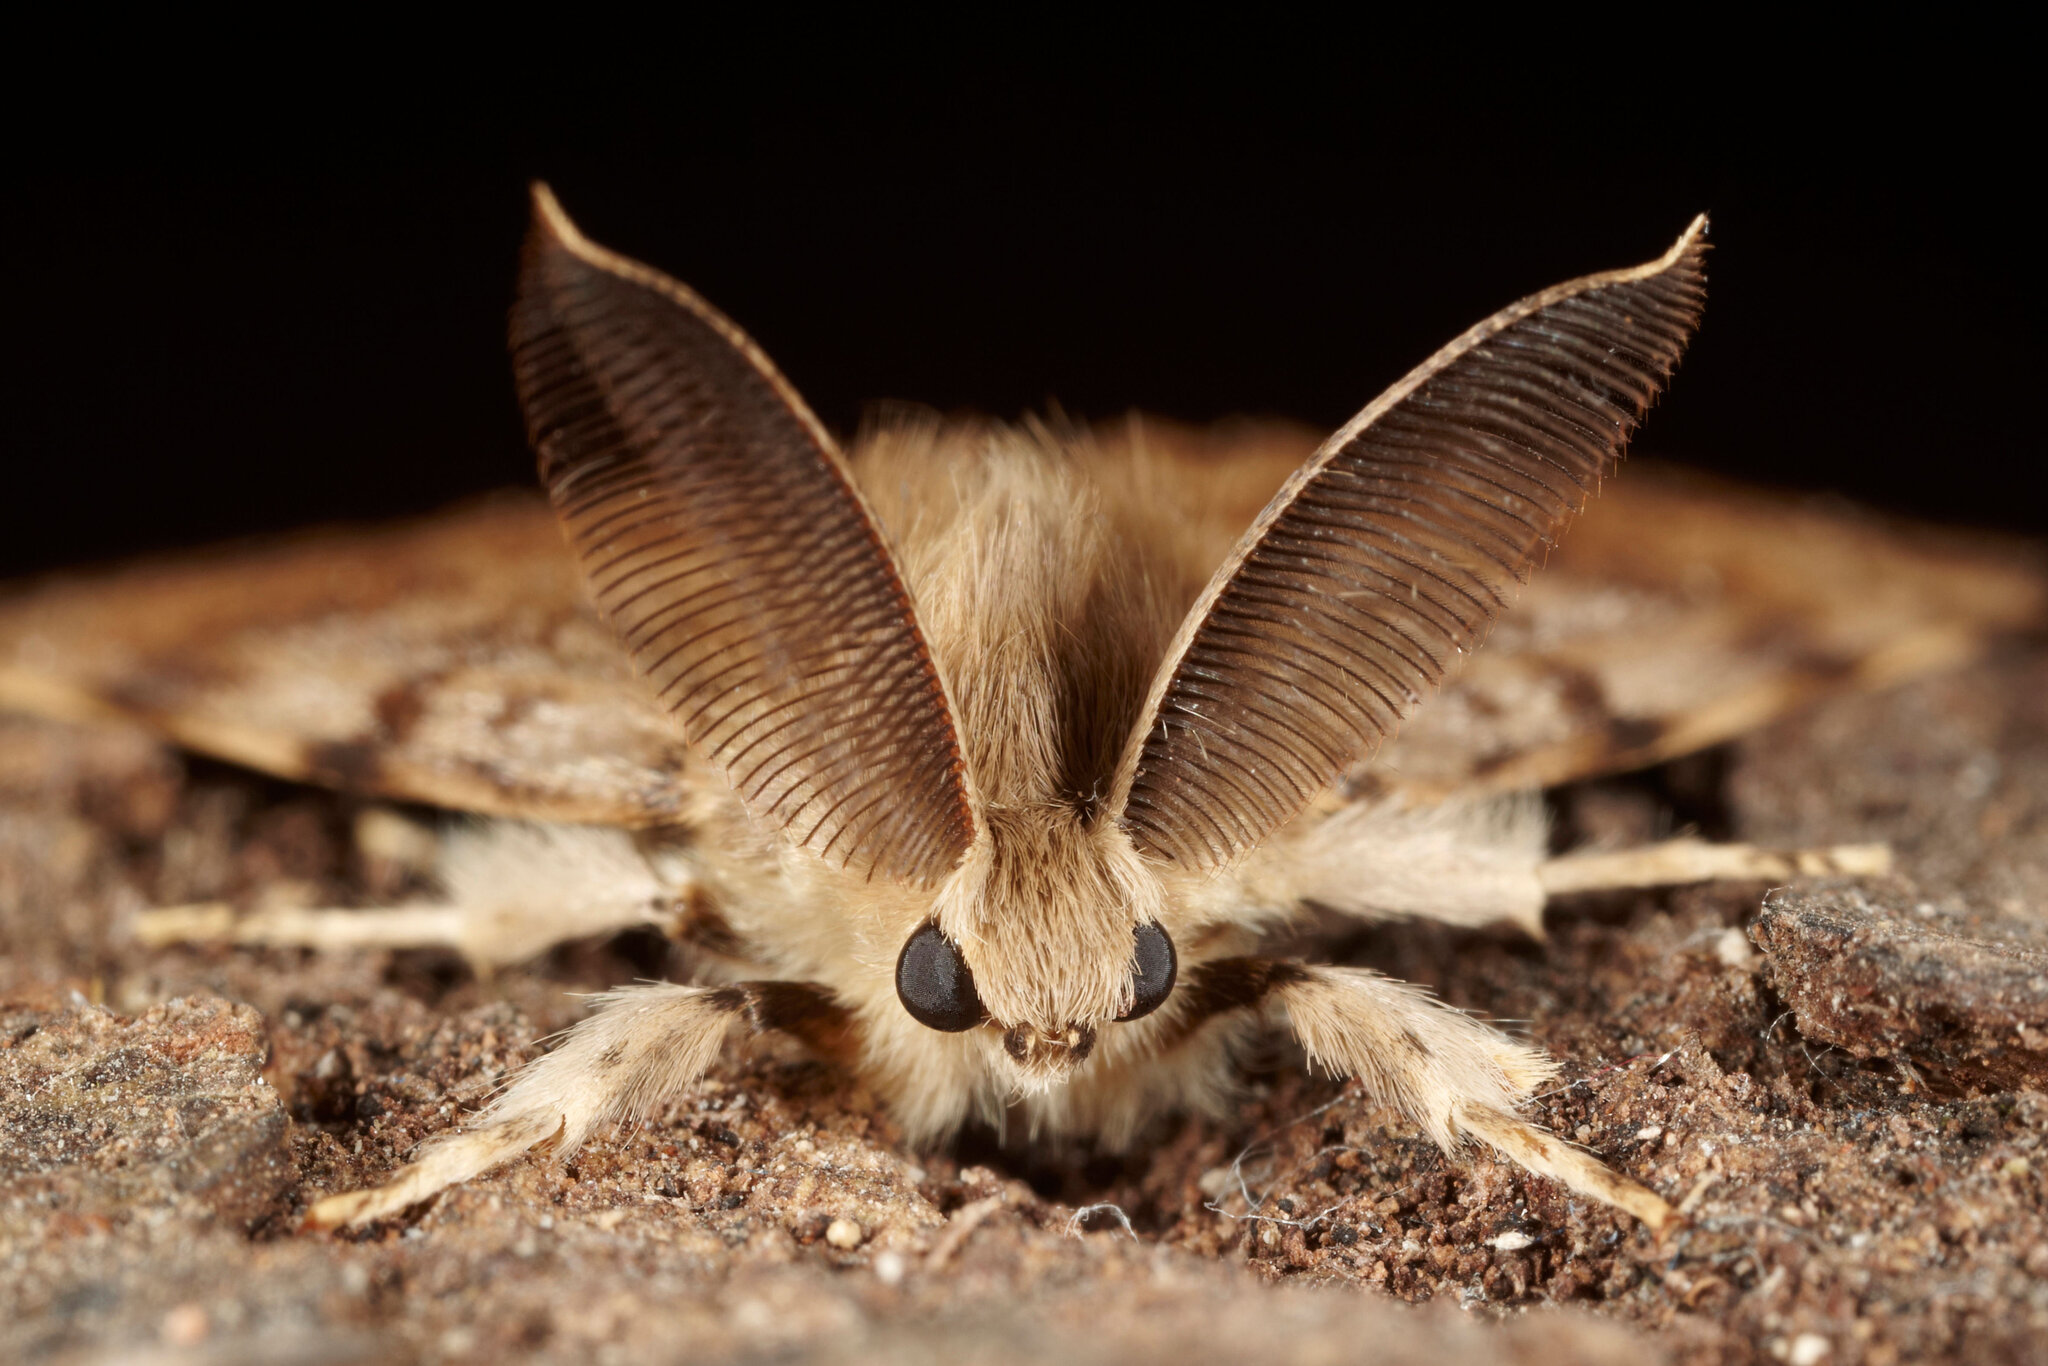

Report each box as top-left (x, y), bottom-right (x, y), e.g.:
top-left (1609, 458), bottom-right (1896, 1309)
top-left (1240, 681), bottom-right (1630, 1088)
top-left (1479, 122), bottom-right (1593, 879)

top-left (5, 643), bottom-right (2048, 1364)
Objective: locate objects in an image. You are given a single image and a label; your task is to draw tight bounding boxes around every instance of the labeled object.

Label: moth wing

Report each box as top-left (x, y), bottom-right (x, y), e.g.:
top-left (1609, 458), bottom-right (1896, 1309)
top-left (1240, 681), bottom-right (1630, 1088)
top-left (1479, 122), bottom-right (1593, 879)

top-left (0, 497), bottom-right (696, 826)
top-left (1109, 219), bottom-right (1710, 870)
top-left (513, 187), bottom-right (977, 884)
top-left (1367, 465), bottom-right (2048, 801)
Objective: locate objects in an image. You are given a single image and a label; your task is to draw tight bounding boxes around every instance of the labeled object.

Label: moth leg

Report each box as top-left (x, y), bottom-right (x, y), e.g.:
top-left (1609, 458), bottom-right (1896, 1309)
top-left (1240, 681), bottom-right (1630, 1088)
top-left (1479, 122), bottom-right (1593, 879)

top-left (134, 901), bottom-right (510, 954)
top-left (1235, 794), bottom-right (1552, 934)
top-left (1538, 837), bottom-right (1890, 896)
top-left (1242, 794), bottom-right (1892, 938)
top-left (133, 819), bottom-right (686, 970)
top-left (1182, 957), bottom-right (1672, 1229)
top-left (303, 980), bottom-right (850, 1229)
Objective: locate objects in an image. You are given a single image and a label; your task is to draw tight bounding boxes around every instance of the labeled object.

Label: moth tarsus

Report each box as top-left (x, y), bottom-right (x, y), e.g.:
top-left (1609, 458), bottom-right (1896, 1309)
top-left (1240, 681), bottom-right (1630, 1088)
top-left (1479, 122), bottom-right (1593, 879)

top-left (23, 190), bottom-right (2032, 1238)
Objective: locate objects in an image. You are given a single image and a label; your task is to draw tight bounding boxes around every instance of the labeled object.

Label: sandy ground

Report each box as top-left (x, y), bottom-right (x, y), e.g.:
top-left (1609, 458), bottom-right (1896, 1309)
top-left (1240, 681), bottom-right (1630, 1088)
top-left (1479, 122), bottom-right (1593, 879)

top-left (4, 639), bottom-right (2047, 1365)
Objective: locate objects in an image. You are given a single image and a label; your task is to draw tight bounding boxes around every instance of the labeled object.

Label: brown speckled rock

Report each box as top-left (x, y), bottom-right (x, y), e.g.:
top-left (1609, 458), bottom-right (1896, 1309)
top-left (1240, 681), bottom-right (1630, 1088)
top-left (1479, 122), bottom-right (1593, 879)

top-left (1753, 888), bottom-right (2048, 1091)
top-left (0, 990), bottom-right (291, 1235)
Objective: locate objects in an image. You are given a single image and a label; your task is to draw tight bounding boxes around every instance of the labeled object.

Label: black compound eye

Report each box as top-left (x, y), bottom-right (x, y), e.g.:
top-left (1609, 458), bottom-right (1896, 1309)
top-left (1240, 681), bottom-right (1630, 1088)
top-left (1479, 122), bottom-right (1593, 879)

top-left (1117, 922), bottom-right (1178, 1022)
top-left (895, 923), bottom-right (985, 1032)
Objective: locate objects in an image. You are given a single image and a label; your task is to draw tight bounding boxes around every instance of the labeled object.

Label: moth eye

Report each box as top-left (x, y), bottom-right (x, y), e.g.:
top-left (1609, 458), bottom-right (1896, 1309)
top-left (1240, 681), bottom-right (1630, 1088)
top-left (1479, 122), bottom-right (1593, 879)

top-left (1117, 922), bottom-right (1178, 1022)
top-left (895, 923), bottom-right (985, 1032)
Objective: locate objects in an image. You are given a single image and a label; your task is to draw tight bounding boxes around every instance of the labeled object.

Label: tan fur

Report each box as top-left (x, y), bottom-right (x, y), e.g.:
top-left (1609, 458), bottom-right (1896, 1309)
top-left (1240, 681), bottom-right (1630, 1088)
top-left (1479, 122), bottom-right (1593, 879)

top-left (858, 423), bottom-right (1181, 1031)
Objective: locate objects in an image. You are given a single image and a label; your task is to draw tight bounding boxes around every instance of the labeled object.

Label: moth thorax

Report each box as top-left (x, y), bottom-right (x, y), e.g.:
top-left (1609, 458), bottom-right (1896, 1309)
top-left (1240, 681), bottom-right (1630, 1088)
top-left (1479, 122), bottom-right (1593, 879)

top-left (933, 806), bottom-right (1164, 1037)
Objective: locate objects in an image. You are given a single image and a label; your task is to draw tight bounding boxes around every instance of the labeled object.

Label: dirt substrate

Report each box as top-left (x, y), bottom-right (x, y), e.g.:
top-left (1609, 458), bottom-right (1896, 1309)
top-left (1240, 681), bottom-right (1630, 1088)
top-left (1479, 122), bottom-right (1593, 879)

top-left (4, 644), bottom-right (2047, 1365)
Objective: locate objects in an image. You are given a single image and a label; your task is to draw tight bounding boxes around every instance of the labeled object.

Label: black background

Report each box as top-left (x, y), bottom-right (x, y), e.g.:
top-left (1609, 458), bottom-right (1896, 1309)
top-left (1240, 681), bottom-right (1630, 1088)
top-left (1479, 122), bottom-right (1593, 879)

top-left (7, 53), bottom-right (2040, 579)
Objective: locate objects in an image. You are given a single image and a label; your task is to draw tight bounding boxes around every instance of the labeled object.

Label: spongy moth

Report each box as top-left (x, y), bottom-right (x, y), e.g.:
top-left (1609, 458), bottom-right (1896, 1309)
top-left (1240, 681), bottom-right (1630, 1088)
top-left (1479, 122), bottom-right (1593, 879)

top-left (3, 189), bottom-right (2039, 1231)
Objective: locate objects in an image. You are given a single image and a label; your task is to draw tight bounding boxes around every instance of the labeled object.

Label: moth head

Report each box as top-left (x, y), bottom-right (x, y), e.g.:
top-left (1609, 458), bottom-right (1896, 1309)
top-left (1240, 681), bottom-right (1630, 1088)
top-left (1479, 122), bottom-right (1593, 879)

top-left (514, 188), bottom-right (1707, 1091)
top-left (901, 808), bottom-right (1175, 1085)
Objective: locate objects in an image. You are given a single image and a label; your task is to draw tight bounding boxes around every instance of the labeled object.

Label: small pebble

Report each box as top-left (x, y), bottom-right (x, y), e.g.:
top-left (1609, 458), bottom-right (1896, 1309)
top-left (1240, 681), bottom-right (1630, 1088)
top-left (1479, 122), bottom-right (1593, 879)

top-left (161, 1304), bottom-right (209, 1348)
top-left (1788, 1333), bottom-right (1830, 1365)
top-left (1715, 928), bottom-right (1758, 969)
top-left (825, 1217), bottom-right (864, 1250)
top-left (1635, 1125), bottom-right (1664, 1143)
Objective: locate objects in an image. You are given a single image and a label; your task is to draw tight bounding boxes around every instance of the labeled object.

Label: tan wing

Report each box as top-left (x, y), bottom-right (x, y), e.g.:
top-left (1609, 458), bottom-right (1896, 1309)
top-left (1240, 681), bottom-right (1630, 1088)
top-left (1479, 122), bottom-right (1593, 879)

top-left (513, 187), bottom-right (977, 884)
top-left (1111, 220), bottom-right (1710, 870)
top-left (0, 498), bottom-right (691, 826)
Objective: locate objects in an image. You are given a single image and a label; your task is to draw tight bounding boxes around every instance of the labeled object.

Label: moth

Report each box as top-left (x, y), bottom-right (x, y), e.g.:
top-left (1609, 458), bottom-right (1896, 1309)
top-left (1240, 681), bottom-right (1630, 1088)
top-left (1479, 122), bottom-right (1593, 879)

top-left (4, 188), bottom-right (2038, 1235)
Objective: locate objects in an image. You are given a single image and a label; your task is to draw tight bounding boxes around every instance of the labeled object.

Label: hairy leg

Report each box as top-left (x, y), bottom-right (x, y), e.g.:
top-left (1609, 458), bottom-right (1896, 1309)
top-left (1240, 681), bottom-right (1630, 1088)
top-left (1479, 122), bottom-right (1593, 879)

top-left (1179, 958), bottom-right (1671, 1229)
top-left (1232, 792), bottom-right (1889, 938)
top-left (1537, 837), bottom-right (1889, 895)
top-left (305, 979), bottom-right (850, 1228)
top-left (137, 819), bottom-right (687, 969)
